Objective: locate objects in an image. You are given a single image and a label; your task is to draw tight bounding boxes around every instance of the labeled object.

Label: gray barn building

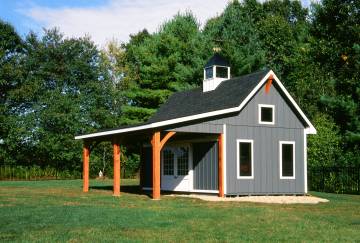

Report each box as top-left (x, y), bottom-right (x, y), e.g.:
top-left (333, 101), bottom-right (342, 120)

top-left (75, 54), bottom-right (316, 199)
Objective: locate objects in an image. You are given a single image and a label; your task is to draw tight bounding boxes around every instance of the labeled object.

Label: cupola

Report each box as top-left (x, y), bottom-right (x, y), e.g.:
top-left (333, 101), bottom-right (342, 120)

top-left (203, 53), bottom-right (230, 92)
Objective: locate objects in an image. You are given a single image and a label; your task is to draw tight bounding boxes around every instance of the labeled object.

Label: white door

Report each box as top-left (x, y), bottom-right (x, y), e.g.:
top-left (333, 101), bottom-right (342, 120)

top-left (161, 146), bottom-right (190, 191)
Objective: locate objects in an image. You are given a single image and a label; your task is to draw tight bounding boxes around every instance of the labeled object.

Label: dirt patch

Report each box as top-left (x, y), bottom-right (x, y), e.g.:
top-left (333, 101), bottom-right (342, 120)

top-left (167, 194), bottom-right (329, 204)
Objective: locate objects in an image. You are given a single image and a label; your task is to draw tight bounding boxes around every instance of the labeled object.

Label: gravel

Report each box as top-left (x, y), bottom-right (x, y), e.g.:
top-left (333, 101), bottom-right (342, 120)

top-left (167, 194), bottom-right (329, 204)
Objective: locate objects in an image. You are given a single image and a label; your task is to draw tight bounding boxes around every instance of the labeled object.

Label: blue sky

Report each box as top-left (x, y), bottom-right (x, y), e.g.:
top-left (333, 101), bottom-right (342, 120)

top-left (0, 0), bottom-right (316, 46)
top-left (0, 0), bottom-right (106, 37)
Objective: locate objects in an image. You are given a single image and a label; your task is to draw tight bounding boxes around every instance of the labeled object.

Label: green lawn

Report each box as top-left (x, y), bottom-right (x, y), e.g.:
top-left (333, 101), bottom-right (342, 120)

top-left (0, 180), bottom-right (359, 242)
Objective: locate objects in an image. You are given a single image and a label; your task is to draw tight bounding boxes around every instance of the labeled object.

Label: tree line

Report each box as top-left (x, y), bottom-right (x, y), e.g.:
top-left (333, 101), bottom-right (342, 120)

top-left (0, 0), bottom-right (359, 178)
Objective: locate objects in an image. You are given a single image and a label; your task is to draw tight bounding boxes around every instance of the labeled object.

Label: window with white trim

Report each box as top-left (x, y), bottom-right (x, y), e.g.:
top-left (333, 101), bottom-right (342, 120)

top-left (280, 141), bottom-right (295, 179)
top-left (205, 67), bottom-right (213, 79)
top-left (237, 139), bottom-right (254, 179)
top-left (216, 66), bottom-right (228, 78)
top-left (259, 104), bottom-right (275, 125)
top-left (177, 147), bottom-right (189, 176)
top-left (163, 149), bottom-right (174, 175)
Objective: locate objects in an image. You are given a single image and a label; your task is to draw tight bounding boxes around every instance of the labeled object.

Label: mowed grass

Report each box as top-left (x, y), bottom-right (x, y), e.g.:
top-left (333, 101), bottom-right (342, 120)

top-left (0, 180), bottom-right (359, 242)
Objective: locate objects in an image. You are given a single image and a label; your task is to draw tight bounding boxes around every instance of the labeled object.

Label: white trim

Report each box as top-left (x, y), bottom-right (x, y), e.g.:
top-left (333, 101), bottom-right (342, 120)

top-left (142, 187), bottom-right (218, 194)
top-left (304, 133), bottom-right (308, 193)
top-left (190, 189), bottom-right (219, 193)
top-left (258, 104), bottom-right (275, 125)
top-left (75, 70), bottom-right (316, 140)
top-left (236, 139), bottom-right (254, 179)
top-left (279, 141), bottom-right (296, 179)
top-left (223, 124), bottom-right (227, 194)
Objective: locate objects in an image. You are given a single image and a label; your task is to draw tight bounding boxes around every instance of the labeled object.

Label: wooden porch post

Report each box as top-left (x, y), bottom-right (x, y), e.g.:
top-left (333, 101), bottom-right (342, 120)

top-left (218, 133), bottom-right (224, 197)
top-left (151, 132), bottom-right (161, 200)
top-left (113, 142), bottom-right (121, 196)
top-left (151, 131), bottom-right (176, 200)
top-left (83, 143), bottom-right (90, 192)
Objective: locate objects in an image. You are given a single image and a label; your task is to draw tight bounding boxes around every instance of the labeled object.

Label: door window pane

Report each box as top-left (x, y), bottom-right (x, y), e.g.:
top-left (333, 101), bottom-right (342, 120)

top-left (177, 147), bottom-right (189, 176)
top-left (163, 149), bottom-right (174, 175)
top-left (239, 142), bottom-right (252, 177)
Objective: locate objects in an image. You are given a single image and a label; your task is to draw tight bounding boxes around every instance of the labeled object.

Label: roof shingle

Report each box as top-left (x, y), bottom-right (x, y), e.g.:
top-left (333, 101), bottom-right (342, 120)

top-left (148, 69), bottom-right (270, 123)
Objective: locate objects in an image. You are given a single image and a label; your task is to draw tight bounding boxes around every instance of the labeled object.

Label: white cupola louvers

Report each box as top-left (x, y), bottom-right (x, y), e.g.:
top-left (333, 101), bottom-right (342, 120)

top-left (203, 53), bottom-right (230, 92)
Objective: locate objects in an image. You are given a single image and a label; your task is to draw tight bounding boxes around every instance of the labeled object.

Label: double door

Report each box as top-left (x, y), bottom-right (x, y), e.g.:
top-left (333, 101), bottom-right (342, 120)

top-left (161, 145), bottom-right (191, 191)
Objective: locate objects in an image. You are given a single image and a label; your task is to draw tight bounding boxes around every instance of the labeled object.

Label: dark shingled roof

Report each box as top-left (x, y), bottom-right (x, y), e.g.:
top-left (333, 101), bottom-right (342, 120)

top-left (148, 69), bottom-right (270, 123)
top-left (205, 53), bottom-right (230, 67)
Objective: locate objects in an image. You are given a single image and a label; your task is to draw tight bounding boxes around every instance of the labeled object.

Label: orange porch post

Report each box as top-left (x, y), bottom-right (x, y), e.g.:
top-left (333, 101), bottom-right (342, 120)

top-left (151, 132), bottom-right (161, 200)
top-left (151, 131), bottom-right (176, 200)
top-left (218, 133), bottom-right (224, 197)
top-left (113, 142), bottom-right (121, 196)
top-left (83, 143), bottom-right (90, 192)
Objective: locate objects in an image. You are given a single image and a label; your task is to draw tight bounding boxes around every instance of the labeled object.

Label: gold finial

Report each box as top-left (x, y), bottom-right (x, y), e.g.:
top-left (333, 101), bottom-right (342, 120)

top-left (213, 47), bottom-right (221, 53)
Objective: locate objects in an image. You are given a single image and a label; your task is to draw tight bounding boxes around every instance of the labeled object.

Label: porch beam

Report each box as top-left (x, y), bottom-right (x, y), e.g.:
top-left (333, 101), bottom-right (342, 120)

top-left (113, 142), bottom-right (121, 196)
top-left (82, 143), bottom-right (90, 192)
top-left (218, 133), bottom-right (224, 197)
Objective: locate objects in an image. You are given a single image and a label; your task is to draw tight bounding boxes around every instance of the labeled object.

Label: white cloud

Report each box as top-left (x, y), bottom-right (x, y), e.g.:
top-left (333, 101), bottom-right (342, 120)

top-left (22, 0), bottom-right (229, 47)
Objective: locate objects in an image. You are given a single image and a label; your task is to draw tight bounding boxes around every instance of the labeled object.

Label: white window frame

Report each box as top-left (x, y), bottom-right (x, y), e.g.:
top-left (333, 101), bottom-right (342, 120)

top-left (279, 141), bottom-right (295, 179)
top-left (258, 104), bottom-right (275, 125)
top-left (236, 139), bottom-right (254, 179)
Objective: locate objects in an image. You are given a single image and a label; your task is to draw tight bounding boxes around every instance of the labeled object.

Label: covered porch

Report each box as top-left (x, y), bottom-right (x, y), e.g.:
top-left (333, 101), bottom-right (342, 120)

top-left (79, 128), bottom-right (225, 200)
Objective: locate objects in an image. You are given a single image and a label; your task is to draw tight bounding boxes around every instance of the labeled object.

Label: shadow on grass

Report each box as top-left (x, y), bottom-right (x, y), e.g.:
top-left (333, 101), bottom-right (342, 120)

top-left (89, 185), bottom-right (152, 198)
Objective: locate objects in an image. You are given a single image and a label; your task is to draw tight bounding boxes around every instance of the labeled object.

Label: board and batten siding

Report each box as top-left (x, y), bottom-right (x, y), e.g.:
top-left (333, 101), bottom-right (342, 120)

top-left (218, 83), bottom-right (305, 194)
top-left (193, 142), bottom-right (218, 191)
top-left (141, 82), bottom-right (307, 194)
top-left (167, 82), bottom-right (306, 195)
top-left (167, 122), bottom-right (222, 134)
top-left (142, 141), bottom-right (219, 191)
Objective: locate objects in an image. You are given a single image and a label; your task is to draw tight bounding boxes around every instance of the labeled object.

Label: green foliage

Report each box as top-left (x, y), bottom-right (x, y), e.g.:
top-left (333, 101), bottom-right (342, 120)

top-left (1, 28), bottom-right (123, 172)
top-left (0, 165), bottom-right (81, 180)
top-left (0, 0), bottom-right (359, 176)
top-left (121, 152), bottom-right (140, 179)
top-left (311, 0), bottom-right (360, 149)
top-left (308, 114), bottom-right (342, 167)
top-left (120, 12), bottom-right (208, 124)
top-left (203, 0), bottom-right (266, 76)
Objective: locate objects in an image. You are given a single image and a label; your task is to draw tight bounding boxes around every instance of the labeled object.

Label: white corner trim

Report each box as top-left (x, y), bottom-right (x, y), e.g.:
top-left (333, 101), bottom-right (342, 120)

top-left (279, 141), bottom-right (296, 179)
top-left (304, 132), bottom-right (308, 193)
top-left (236, 139), bottom-right (254, 179)
top-left (258, 104), bottom-right (275, 125)
top-left (190, 189), bottom-right (219, 193)
top-left (75, 70), bottom-right (316, 140)
top-left (223, 124), bottom-right (227, 194)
